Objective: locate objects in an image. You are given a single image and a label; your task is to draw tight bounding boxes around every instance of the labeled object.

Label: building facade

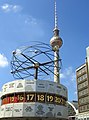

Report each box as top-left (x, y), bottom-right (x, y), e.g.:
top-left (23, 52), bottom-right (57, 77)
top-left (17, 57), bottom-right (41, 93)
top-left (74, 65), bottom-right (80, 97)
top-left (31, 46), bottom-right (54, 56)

top-left (76, 47), bottom-right (89, 119)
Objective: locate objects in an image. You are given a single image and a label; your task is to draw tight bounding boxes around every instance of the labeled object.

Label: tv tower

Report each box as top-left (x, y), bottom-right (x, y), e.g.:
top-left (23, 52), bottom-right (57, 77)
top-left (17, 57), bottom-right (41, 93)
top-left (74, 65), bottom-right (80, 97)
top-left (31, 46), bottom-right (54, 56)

top-left (50, 0), bottom-right (63, 83)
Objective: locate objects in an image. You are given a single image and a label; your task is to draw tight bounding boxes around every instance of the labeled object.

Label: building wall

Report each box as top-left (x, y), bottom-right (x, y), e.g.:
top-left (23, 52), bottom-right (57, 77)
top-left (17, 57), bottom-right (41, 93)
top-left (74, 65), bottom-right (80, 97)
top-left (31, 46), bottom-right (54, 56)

top-left (76, 47), bottom-right (89, 113)
top-left (86, 47), bottom-right (89, 88)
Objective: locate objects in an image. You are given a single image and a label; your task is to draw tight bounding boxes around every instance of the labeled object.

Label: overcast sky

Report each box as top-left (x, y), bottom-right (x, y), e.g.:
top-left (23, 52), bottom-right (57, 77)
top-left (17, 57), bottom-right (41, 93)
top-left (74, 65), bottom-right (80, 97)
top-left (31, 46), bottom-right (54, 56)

top-left (0, 0), bottom-right (89, 101)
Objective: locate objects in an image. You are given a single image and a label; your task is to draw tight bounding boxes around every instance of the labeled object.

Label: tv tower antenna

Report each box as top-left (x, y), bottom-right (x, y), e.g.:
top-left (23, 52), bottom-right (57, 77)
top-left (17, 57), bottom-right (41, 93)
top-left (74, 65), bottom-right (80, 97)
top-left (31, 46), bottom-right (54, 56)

top-left (54, 0), bottom-right (58, 29)
top-left (50, 0), bottom-right (63, 83)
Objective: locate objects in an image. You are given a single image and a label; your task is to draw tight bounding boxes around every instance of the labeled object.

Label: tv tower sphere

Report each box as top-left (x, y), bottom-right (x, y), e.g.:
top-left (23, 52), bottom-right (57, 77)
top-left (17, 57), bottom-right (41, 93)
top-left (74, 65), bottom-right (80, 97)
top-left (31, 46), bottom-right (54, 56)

top-left (50, 28), bottom-right (63, 51)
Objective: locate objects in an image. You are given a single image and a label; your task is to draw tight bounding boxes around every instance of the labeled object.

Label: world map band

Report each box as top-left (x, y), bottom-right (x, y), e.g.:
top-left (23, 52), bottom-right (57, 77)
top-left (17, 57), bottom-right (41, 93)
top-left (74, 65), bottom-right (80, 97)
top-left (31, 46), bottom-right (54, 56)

top-left (1, 92), bottom-right (67, 106)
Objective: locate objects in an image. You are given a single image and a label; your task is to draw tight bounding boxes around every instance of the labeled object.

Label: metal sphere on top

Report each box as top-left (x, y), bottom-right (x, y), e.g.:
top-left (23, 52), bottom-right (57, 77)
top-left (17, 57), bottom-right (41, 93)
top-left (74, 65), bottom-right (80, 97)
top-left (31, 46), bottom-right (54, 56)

top-left (50, 28), bottom-right (63, 51)
top-left (50, 26), bottom-right (63, 52)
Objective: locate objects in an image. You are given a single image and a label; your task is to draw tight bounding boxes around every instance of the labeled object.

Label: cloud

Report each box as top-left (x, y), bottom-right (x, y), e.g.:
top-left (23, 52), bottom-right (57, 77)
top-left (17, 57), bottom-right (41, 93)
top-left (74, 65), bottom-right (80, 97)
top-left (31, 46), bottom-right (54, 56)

top-left (60, 67), bottom-right (77, 100)
top-left (0, 54), bottom-right (9, 68)
top-left (0, 3), bottom-right (22, 13)
top-left (74, 91), bottom-right (78, 100)
top-left (74, 91), bottom-right (77, 95)
top-left (60, 73), bottom-right (65, 79)
top-left (25, 16), bottom-right (37, 25)
top-left (60, 66), bottom-right (76, 82)
top-left (0, 9), bottom-right (45, 45)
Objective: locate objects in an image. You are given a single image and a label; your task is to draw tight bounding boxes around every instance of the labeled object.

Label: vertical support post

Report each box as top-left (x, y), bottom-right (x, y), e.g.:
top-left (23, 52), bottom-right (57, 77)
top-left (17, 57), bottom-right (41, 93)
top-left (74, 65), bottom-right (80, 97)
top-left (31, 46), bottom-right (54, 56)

top-left (34, 68), bottom-right (38, 80)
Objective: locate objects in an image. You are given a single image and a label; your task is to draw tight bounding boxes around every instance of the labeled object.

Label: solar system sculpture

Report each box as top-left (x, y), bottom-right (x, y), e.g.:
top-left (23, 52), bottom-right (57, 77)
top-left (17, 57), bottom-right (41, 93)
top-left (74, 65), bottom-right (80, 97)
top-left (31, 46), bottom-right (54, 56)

top-left (10, 42), bottom-right (61, 81)
top-left (0, 0), bottom-right (68, 120)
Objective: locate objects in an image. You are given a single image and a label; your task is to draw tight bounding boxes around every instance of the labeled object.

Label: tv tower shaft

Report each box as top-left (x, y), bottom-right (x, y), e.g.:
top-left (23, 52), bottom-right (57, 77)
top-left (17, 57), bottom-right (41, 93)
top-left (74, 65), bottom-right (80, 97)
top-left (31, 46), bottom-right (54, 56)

top-left (50, 0), bottom-right (63, 83)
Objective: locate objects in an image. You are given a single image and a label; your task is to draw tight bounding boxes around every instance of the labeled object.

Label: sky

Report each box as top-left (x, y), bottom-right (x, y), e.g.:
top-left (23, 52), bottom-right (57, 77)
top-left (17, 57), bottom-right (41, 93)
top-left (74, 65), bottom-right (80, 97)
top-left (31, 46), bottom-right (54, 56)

top-left (0, 0), bottom-right (89, 101)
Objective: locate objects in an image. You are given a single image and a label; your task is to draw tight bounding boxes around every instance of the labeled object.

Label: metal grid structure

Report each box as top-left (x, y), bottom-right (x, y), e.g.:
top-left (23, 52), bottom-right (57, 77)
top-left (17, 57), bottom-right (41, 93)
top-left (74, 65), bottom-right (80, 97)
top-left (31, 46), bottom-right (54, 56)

top-left (11, 41), bottom-right (61, 80)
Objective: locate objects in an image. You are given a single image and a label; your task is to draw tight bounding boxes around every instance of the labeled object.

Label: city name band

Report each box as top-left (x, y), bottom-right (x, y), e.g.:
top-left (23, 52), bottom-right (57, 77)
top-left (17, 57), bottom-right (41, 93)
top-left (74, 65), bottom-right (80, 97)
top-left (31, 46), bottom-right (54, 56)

top-left (1, 92), bottom-right (67, 106)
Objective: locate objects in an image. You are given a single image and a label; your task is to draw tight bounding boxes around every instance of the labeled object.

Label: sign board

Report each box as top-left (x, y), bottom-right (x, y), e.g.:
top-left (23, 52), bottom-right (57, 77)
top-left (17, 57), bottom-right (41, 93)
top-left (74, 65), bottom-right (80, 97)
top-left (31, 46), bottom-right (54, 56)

top-left (4, 104), bottom-right (13, 117)
top-left (13, 103), bottom-right (23, 117)
top-left (25, 80), bottom-right (36, 91)
top-left (23, 103), bottom-right (35, 116)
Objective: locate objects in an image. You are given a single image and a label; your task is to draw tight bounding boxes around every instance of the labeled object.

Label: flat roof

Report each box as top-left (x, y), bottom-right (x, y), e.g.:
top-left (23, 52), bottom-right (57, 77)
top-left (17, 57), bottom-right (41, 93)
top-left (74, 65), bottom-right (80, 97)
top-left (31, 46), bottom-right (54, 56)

top-left (76, 63), bottom-right (86, 72)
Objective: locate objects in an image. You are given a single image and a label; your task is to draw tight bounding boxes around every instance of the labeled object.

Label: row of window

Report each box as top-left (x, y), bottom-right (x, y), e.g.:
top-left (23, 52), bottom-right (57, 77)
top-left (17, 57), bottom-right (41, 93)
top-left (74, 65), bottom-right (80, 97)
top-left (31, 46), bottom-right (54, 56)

top-left (79, 104), bottom-right (89, 113)
top-left (77, 66), bottom-right (87, 77)
top-left (79, 96), bottom-right (89, 105)
top-left (78, 81), bottom-right (88, 90)
top-left (78, 88), bottom-right (88, 97)
top-left (77, 74), bottom-right (87, 83)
